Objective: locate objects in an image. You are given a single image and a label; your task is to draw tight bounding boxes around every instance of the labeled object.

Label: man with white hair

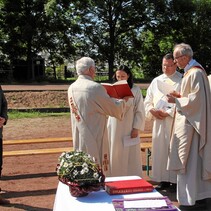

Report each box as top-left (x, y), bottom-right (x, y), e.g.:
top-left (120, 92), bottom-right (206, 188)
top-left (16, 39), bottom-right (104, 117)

top-left (166, 43), bottom-right (211, 209)
top-left (68, 57), bottom-right (126, 176)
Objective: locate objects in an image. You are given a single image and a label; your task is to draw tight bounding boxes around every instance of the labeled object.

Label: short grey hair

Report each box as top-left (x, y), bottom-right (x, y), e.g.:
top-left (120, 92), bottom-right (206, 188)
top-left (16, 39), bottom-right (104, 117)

top-left (76, 57), bottom-right (95, 75)
top-left (173, 43), bottom-right (193, 58)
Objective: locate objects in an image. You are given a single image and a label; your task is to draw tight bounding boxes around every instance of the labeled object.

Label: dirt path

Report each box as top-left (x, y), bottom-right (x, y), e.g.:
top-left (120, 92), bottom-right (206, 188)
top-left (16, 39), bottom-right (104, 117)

top-left (0, 116), bottom-right (155, 211)
top-left (1, 116), bottom-right (71, 210)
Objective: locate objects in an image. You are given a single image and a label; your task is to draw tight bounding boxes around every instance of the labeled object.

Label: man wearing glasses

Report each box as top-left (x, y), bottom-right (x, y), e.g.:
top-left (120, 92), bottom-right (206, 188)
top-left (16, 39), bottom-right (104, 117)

top-left (167, 43), bottom-right (211, 209)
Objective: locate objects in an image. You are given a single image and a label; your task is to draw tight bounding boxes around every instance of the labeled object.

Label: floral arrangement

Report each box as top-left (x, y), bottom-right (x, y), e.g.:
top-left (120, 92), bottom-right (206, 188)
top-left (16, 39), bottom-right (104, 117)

top-left (56, 151), bottom-right (105, 192)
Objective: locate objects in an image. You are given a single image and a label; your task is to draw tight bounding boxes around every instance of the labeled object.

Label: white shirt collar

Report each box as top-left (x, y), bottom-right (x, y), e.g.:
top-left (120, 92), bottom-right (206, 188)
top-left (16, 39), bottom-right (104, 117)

top-left (184, 59), bottom-right (195, 73)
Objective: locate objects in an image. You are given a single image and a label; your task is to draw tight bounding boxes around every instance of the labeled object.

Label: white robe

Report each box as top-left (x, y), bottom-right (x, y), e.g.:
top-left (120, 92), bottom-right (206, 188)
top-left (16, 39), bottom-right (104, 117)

top-left (208, 75), bottom-right (211, 91)
top-left (107, 84), bottom-right (145, 177)
top-left (167, 60), bottom-right (211, 205)
top-left (68, 75), bottom-right (126, 177)
top-left (144, 71), bottom-right (182, 183)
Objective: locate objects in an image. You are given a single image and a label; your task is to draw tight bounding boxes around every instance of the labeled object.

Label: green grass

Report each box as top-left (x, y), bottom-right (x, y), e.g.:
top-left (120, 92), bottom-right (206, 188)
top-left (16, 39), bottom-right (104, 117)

top-left (141, 89), bottom-right (147, 98)
top-left (8, 110), bottom-right (70, 119)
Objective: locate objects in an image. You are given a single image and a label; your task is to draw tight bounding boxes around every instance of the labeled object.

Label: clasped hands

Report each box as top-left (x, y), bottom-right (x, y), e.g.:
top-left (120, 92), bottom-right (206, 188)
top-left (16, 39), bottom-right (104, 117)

top-left (150, 108), bottom-right (169, 120)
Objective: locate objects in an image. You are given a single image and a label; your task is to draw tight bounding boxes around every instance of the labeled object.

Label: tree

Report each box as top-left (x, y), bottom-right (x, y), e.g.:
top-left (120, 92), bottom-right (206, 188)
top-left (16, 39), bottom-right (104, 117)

top-left (135, 0), bottom-right (211, 78)
top-left (44, 0), bottom-right (81, 79)
top-left (70, 0), bottom-right (150, 80)
top-left (0, 0), bottom-right (79, 80)
top-left (1, 0), bottom-right (211, 81)
top-left (0, 0), bottom-right (50, 80)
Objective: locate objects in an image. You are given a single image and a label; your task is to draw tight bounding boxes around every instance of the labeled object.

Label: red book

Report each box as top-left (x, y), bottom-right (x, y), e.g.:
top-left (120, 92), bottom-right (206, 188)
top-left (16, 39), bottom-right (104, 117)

top-left (101, 80), bottom-right (134, 99)
top-left (104, 179), bottom-right (154, 195)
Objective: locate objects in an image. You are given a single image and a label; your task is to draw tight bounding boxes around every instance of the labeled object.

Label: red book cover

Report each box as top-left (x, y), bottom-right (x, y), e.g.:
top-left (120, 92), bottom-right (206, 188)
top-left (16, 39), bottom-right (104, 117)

top-left (101, 80), bottom-right (134, 99)
top-left (105, 179), bottom-right (154, 195)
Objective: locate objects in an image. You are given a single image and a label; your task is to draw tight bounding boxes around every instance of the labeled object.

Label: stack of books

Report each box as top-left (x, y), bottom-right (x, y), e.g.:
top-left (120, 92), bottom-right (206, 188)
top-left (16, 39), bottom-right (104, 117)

top-left (105, 178), bottom-right (177, 210)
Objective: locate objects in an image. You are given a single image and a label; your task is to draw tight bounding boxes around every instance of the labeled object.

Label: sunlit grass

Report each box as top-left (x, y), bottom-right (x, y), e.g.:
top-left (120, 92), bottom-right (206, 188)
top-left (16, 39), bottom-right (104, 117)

top-left (141, 89), bottom-right (147, 98)
top-left (8, 110), bottom-right (70, 119)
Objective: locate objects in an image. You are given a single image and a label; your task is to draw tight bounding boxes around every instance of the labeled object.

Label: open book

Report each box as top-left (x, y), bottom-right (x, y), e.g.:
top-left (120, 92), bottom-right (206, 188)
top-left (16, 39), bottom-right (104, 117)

top-left (101, 80), bottom-right (134, 99)
top-left (157, 80), bottom-right (175, 95)
top-left (112, 196), bottom-right (177, 211)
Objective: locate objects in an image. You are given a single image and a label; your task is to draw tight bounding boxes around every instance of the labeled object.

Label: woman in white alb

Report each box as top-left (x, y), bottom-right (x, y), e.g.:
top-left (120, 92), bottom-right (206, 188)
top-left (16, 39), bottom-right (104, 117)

top-left (107, 65), bottom-right (145, 177)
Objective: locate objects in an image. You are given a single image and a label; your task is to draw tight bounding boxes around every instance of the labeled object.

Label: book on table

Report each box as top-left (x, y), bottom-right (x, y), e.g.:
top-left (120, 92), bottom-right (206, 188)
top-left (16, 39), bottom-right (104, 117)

top-left (112, 196), bottom-right (178, 211)
top-left (104, 178), bottom-right (154, 195)
top-left (101, 80), bottom-right (134, 99)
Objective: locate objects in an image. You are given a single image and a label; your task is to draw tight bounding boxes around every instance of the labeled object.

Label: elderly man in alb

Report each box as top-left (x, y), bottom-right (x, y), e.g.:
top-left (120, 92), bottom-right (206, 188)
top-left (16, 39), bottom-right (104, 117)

top-left (166, 43), bottom-right (211, 210)
top-left (68, 57), bottom-right (126, 177)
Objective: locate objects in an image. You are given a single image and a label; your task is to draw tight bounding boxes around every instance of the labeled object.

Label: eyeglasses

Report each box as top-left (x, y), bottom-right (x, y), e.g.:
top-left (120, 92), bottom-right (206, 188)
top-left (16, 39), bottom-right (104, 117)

top-left (174, 55), bottom-right (184, 60)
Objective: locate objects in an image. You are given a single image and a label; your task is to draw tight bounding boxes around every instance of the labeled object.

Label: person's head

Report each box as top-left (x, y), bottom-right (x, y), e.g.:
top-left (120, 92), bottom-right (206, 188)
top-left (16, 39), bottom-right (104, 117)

top-left (75, 57), bottom-right (95, 79)
top-left (173, 43), bottom-right (193, 69)
top-left (162, 53), bottom-right (177, 76)
top-left (113, 65), bottom-right (133, 88)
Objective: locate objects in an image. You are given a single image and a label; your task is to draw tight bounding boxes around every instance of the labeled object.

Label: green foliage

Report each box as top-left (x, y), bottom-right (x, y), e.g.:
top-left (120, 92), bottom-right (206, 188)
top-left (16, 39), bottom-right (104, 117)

top-left (1, 0), bottom-right (211, 81)
top-left (141, 89), bottom-right (147, 98)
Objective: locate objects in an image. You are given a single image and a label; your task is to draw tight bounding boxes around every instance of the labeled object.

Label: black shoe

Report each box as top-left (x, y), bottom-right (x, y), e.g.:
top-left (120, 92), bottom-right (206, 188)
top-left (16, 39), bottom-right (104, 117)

top-left (169, 183), bottom-right (177, 193)
top-left (196, 199), bottom-right (207, 205)
top-left (155, 182), bottom-right (170, 191)
top-left (179, 203), bottom-right (207, 210)
top-left (179, 199), bottom-right (207, 210)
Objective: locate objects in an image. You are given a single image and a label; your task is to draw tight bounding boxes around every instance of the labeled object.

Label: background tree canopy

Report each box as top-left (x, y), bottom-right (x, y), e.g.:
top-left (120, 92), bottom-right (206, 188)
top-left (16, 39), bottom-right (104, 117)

top-left (0, 0), bottom-right (211, 82)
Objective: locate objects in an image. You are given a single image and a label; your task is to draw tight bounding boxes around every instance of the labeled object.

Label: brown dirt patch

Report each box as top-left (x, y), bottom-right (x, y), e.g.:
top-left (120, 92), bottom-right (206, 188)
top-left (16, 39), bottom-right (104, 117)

top-left (5, 91), bottom-right (69, 109)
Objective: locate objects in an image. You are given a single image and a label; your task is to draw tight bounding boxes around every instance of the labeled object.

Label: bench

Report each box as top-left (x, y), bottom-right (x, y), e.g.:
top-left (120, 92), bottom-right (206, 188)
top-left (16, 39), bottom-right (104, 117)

top-left (3, 137), bottom-right (73, 157)
top-left (3, 137), bottom-right (72, 145)
top-left (3, 147), bottom-right (73, 157)
top-left (3, 134), bottom-right (152, 175)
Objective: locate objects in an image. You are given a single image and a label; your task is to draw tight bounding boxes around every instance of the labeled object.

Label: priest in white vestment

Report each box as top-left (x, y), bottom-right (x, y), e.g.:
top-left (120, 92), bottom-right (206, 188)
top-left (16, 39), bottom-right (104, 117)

top-left (167, 43), bottom-right (211, 209)
top-left (144, 53), bottom-right (182, 192)
top-left (107, 65), bottom-right (145, 177)
top-left (68, 57), bottom-right (126, 177)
